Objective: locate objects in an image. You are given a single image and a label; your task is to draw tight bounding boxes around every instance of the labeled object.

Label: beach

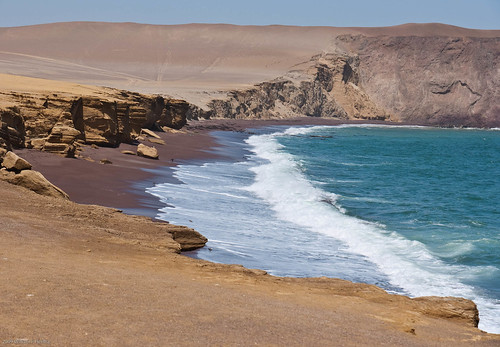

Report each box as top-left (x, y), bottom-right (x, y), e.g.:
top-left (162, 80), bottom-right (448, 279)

top-left (1, 20), bottom-right (499, 345)
top-left (1, 119), bottom-right (499, 345)
top-left (15, 118), bottom-right (369, 211)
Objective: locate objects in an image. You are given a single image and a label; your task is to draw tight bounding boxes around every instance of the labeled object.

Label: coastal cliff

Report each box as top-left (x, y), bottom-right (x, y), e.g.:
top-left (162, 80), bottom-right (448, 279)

top-left (193, 35), bottom-right (499, 126)
top-left (0, 22), bottom-right (498, 127)
top-left (0, 75), bottom-right (191, 153)
top-left (194, 54), bottom-right (392, 121)
top-left (337, 35), bottom-right (500, 127)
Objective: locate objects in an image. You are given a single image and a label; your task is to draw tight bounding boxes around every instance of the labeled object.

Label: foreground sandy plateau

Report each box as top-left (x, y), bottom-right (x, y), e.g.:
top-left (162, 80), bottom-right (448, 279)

top-left (1, 174), bottom-right (500, 345)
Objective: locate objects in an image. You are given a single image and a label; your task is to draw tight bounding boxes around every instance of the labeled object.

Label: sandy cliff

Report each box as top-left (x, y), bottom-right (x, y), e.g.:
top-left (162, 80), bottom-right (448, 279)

top-left (0, 74), bottom-right (191, 152)
top-left (0, 22), bottom-right (498, 126)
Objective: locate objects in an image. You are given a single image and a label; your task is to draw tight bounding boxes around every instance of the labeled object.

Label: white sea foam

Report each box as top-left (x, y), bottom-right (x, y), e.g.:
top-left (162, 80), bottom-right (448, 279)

top-left (244, 127), bottom-right (500, 333)
top-left (333, 124), bottom-right (430, 129)
top-left (433, 241), bottom-right (476, 258)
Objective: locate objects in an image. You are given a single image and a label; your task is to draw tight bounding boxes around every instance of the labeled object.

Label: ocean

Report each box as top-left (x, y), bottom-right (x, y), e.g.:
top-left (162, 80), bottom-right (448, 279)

top-left (147, 125), bottom-right (500, 333)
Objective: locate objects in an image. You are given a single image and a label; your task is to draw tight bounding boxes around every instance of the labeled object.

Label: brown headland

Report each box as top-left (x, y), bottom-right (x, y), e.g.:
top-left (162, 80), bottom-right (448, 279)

top-left (1, 22), bottom-right (499, 126)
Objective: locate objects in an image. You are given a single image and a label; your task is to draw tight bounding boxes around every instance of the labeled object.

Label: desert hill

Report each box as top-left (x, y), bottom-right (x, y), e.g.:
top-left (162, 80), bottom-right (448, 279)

top-left (0, 22), bottom-right (499, 126)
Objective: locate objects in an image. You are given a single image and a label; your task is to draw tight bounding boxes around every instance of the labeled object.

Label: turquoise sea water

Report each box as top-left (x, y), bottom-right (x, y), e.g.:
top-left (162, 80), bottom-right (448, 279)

top-left (148, 125), bottom-right (500, 333)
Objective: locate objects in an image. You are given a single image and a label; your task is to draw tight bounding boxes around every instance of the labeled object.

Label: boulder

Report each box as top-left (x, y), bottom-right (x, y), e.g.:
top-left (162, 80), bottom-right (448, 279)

top-left (2, 170), bottom-right (69, 199)
top-left (140, 128), bottom-right (161, 139)
top-left (137, 143), bottom-right (159, 160)
top-left (47, 125), bottom-right (81, 143)
top-left (166, 225), bottom-right (208, 251)
top-left (121, 150), bottom-right (136, 155)
top-left (2, 151), bottom-right (32, 171)
top-left (30, 138), bottom-right (47, 150)
top-left (43, 126), bottom-right (81, 157)
top-left (147, 138), bottom-right (165, 145)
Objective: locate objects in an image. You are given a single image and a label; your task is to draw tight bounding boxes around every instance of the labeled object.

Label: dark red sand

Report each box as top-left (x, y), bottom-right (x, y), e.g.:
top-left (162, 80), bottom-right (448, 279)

top-left (15, 118), bottom-right (408, 214)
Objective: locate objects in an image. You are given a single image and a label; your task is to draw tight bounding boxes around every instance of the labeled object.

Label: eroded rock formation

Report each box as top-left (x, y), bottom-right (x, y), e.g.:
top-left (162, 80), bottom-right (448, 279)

top-left (188, 34), bottom-right (499, 127)
top-left (193, 54), bottom-right (392, 121)
top-left (0, 89), bottom-right (191, 154)
top-left (166, 225), bottom-right (209, 251)
top-left (0, 151), bottom-right (69, 199)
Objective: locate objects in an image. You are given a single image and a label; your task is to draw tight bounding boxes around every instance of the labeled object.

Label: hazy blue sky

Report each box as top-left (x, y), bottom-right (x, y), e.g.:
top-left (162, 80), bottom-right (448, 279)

top-left (0, 0), bottom-right (498, 29)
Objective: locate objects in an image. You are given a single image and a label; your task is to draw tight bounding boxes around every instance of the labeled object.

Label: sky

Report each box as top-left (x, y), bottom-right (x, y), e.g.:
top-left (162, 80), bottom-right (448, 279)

top-left (0, 0), bottom-right (498, 29)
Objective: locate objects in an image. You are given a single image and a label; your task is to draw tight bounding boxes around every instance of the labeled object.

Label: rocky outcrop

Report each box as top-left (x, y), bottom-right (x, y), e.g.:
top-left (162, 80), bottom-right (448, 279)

top-left (413, 296), bottom-right (479, 328)
top-left (2, 151), bottom-right (32, 172)
top-left (193, 54), bottom-right (391, 121)
top-left (43, 125), bottom-right (81, 157)
top-left (137, 143), bottom-right (159, 159)
top-left (0, 151), bottom-right (69, 199)
top-left (0, 89), bottom-right (191, 152)
top-left (160, 99), bottom-right (189, 129)
top-left (187, 34), bottom-right (499, 127)
top-left (166, 225), bottom-right (208, 251)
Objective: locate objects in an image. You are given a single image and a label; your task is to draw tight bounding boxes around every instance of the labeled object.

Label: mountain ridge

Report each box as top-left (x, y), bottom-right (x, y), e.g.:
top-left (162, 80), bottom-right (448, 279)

top-left (0, 21), bottom-right (498, 126)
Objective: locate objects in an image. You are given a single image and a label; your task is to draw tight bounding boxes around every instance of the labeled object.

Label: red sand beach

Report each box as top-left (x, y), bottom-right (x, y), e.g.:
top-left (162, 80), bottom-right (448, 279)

top-left (16, 118), bottom-right (402, 211)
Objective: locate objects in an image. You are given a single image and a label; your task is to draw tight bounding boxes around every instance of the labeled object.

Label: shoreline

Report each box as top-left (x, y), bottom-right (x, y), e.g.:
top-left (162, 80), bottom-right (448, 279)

top-left (4, 118), bottom-right (500, 343)
top-left (16, 118), bottom-right (420, 215)
top-left (2, 178), bottom-right (497, 345)
top-left (1, 20), bottom-right (499, 343)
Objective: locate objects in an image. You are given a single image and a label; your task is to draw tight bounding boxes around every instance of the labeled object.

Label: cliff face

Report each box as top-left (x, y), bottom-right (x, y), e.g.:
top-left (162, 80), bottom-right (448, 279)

top-left (0, 80), bottom-right (190, 154)
top-left (193, 35), bottom-right (499, 126)
top-left (339, 35), bottom-right (500, 127)
top-left (193, 54), bottom-right (392, 121)
top-left (0, 22), bottom-right (498, 127)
